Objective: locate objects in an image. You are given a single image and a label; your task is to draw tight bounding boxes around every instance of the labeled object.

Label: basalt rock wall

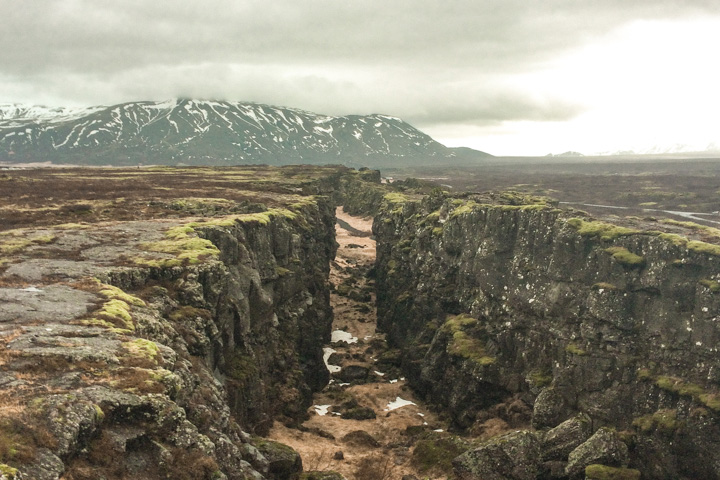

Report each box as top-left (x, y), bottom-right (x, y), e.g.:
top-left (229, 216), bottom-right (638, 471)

top-left (373, 192), bottom-right (720, 479)
top-left (1, 193), bottom-right (338, 479)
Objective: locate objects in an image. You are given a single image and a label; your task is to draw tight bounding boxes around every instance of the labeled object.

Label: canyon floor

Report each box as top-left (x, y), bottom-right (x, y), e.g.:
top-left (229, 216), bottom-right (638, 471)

top-left (269, 208), bottom-right (451, 480)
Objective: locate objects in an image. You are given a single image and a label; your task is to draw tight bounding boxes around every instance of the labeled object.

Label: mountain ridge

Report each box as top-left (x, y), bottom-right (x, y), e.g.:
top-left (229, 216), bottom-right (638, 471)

top-left (0, 99), bottom-right (492, 167)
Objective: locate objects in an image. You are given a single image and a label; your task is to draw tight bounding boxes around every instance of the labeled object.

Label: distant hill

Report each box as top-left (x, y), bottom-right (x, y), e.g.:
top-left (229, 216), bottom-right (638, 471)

top-left (545, 151), bottom-right (584, 157)
top-left (0, 99), bottom-right (492, 167)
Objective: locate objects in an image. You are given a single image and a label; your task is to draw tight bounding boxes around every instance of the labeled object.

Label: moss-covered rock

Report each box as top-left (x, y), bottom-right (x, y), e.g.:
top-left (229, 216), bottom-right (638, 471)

top-left (453, 430), bottom-right (541, 480)
top-left (255, 439), bottom-right (302, 480)
top-left (585, 464), bottom-right (641, 480)
top-left (565, 428), bottom-right (628, 479)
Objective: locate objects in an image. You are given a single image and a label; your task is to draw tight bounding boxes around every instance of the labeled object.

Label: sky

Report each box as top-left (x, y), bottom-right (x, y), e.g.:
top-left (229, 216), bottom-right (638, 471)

top-left (1, 0), bottom-right (719, 156)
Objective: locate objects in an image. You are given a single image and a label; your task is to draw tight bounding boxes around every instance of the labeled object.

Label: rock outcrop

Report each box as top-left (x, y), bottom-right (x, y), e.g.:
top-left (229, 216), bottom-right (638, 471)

top-left (4, 166), bottom-right (720, 479)
top-left (373, 190), bottom-right (720, 479)
top-left (0, 166), bottom-right (349, 479)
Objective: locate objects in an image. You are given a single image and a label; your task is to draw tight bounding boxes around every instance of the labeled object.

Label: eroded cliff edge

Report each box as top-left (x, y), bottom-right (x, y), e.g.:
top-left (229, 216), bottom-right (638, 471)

top-left (0, 166), bottom-right (354, 480)
top-left (373, 190), bottom-right (720, 479)
top-left (3, 167), bottom-right (720, 480)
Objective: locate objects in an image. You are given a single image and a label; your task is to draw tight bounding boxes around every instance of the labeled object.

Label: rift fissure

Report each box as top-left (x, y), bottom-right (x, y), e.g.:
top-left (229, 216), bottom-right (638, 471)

top-left (1, 167), bottom-right (719, 480)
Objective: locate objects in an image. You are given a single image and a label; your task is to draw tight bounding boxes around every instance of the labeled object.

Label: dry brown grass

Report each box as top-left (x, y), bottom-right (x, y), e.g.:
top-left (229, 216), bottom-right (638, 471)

top-left (0, 395), bottom-right (56, 465)
top-left (0, 166), bottom-right (341, 231)
top-left (353, 453), bottom-right (397, 480)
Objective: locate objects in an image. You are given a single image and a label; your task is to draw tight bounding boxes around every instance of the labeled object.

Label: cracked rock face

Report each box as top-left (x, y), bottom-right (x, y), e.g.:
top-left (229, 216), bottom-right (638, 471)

top-left (373, 192), bottom-right (720, 479)
top-left (0, 166), bottom-right (347, 479)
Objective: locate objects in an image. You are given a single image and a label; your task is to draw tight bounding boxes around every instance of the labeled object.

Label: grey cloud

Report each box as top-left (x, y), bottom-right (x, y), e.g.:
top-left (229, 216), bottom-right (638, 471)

top-left (0, 0), bottom-right (718, 130)
top-left (2, 0), bottom-right (718, 76)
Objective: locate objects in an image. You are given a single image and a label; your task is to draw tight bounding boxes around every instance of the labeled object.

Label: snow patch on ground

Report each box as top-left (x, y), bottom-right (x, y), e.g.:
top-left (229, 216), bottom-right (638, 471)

top-left (314, 405), bottom-right (331, 416)
top-left (323, 347), bottom-right (341, 373)
top-left (331, 329), bottom-right (358, 344)
top-left (385, 397), bottom-right (416, 411)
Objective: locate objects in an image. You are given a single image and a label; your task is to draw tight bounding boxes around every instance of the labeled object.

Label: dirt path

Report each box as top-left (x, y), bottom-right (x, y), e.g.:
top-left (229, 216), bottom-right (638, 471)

top-left (269, 208), bottom-right (450, 480)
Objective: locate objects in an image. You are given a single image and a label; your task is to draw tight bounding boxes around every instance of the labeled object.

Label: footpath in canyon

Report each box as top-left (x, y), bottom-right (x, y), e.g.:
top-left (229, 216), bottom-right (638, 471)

top-left (270, 208), bottom-right (453, 480)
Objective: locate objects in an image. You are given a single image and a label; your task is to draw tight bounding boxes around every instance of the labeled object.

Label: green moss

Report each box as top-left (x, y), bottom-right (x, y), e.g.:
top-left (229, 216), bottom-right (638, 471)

top-left (565, 343), bottom-right (587, 356)
top-left (657, 232), bottom-right (688, 247)
top-left (383, 192), bottom-right (409, 204)
top-left (80, 297), bottom-right (135, 333)
top-left (165, 225), bottom-right (195, 240)
top-left (432, 226), bottom-right (444, 236)
top-left (275, 266), bottom-right (292, 277)
top-left (93, 404), bottom-right (105, 423)
top-left (637, 368), bottom-right (652, 380)
top-left (660, 218), bottom-right (720, 238)
top-left (585, 464), bottom-right (641, 480)
top-left (499, 203), bottom-right (550, 211)
top-left (699, 393), bottom-right (720, 411)
top-left (604, 246), bottom-right (645, 267)
top-left (425, 211), bottom-right (441, 222)
top-left (97, 281), bottom-right (145, 307)
top-left (122, 338), bottom-right (161, 364)
top-left (228, 353), bottom-right (257, 383)
top-left (655, 376), bottom-right (705, 398)
top-left (567, 218), bottom-right (639, 241)
top-left (699, 279), bottom-right (720, 293)
top-left (687, 240), bottom-right (720, 256)
top-left (140, 237), bottom-right (220, 265)
top-left (0, 238), bottom-right (32, 255)
top-left (632, 409), bottom-right (679, 434)
top-left (450, 201), bottom-right (479, 218)
top-left (442, 315), bottom-right (495, 366)
top-left (528, 368), bottom-right (553, 387)
top-left (411, 436), bottom-right (470, 474)
top-left (655, 232), bottom-right (720, 256)
top-left (0, 464), bottom-right (19, 479)
top-left (653, 376), bottom-right (720, 410)
top-left (168, 306), bottom-right (211, 322)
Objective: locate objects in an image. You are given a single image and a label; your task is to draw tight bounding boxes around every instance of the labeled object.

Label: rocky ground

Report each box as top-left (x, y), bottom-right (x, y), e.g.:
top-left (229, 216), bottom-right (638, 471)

top-left (270, 208), bottom-right (457, 480)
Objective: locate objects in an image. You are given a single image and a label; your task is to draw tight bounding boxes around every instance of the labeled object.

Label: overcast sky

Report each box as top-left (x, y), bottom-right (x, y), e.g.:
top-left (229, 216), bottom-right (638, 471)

top-left (1, 0), bottom-right (719, 156)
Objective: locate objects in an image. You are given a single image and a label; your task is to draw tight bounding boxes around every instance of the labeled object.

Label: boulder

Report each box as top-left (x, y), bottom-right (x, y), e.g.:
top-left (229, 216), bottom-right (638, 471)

top-left (336, 364), bottom-right (370, 383)
top-left (341, 430), bottom-right (380, 448)
top-left (453, 430), bottom-right (541, 480)
top-left (541, 413), bottom-right (592, 460)
top-left (532, 388), bottom-right (568, 429)
top-left (255, 439), bottom-right (302, 480)
top-left (565, 428), bottom-right (628, 479)
top-left (300, 472), bottom-right (346, 480)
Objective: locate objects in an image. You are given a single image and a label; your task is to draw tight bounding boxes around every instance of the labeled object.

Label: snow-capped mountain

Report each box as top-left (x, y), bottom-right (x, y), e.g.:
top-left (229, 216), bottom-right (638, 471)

top-left (0, 99), bottom-right (491, 167)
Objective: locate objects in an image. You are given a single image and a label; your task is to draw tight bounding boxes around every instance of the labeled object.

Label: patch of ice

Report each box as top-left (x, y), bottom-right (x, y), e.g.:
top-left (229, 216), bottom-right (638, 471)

top-left (385, 397), bottom-right (416, 411)
top-left (331, 329), bottom-right (358, 344)
top-left (417, 413), bottom-right (425, 417)
top-left (434, 429), bottom-right (444, 433)
top-left (314, 405), bottom-right (331, 416)
top-left (389, 379), bottom-right (398, 384)
top-left (20, 287), bottom-right (42, 292)
top-left (374, 371), bottom-right (385, 377)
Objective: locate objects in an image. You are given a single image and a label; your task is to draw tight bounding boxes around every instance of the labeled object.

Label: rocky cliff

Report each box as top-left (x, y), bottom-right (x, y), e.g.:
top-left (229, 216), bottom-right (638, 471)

top-left (0, 166), bottom-right (349, 480)
top-left (3, 167), bottom-right (720, 480)
top-left (373, 190), bottom-right (720, 479)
